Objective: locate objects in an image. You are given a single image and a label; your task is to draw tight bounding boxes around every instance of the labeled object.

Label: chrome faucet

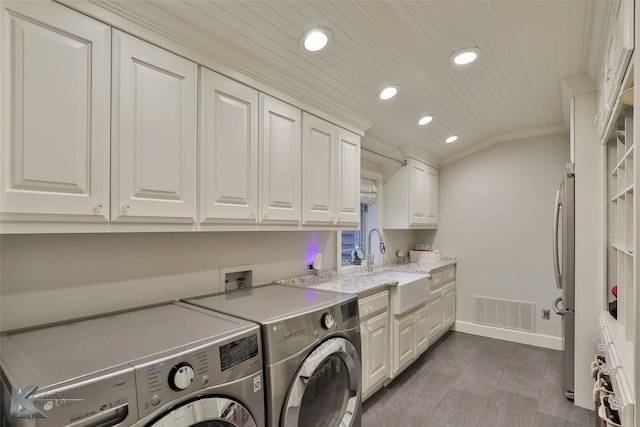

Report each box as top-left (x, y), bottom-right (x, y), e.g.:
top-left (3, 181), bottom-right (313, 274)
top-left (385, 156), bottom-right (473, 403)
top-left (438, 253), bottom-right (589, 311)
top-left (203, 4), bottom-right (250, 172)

top-left (367, 228), bottom-right (386, 272)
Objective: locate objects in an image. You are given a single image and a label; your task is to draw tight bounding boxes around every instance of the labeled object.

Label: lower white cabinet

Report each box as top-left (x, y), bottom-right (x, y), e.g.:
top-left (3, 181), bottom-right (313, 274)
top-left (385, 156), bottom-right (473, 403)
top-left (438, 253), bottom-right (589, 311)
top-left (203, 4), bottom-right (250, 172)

top-left (393, 311), bottom-right (416, 376)
top-left (359, 290), bottom-right (390, 400)
top-left (390, 264), bottom-right (456, 379)
top-left (392, 303), bottom-right (429, 377)
top-left (443, 282), bottom-right (456, 328)
top-left (427, 291), bottom-right (444, 341)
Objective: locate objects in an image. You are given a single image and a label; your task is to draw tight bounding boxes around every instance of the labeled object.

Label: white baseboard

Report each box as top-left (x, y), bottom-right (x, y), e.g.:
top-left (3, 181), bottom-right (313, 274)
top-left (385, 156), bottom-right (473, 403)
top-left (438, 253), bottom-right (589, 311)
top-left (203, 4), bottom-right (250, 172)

top-left (453, 320), bottom-right (564, 350)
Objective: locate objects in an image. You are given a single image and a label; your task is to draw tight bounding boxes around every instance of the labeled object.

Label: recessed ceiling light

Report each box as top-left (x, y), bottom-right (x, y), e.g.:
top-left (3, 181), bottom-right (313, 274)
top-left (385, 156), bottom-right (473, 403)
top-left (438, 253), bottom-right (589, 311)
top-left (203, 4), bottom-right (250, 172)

top-left (300, 27), bottom-right (332, 52)
top-left (378, 85), bottom-right (399, 100)
top-left (449, 47), bottom-right (481, 65)
top-left (445, 135), bottom-right (459, 143)
top-left (418, 115), bottom-right (433, 126)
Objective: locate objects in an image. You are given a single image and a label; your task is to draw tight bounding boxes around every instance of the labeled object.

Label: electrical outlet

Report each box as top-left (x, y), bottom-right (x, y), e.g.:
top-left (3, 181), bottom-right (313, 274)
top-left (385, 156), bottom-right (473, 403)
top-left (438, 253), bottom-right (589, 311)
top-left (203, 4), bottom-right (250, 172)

top-left (542, 309), bottom-right (550, 320)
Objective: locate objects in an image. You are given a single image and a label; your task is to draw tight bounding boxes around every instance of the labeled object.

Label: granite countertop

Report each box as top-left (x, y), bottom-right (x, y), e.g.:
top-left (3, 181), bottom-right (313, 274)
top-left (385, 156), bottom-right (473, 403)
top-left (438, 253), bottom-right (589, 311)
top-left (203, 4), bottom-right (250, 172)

top-left (276, 257), bottom-right (456, 297)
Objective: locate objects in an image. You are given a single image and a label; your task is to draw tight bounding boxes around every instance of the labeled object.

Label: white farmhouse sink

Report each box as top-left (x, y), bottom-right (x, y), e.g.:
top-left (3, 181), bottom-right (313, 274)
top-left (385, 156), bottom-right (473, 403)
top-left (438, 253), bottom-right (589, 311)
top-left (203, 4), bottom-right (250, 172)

top-left (369, 271), bottom-right (431, 314)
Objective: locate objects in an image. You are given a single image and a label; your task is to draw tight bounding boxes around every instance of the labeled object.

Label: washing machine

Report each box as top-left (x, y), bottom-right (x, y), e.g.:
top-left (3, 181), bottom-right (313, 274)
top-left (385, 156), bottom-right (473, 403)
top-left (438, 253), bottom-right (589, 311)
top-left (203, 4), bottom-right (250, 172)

top-left (0, 302), bottom-right (265, 427)
top-left (183, 284), bottom-right (361, 427)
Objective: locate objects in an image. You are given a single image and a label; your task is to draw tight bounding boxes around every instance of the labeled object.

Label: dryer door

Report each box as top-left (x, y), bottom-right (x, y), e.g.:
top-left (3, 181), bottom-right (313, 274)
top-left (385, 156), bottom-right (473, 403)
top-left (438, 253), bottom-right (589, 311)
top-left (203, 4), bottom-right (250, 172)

top-left (282, 337), bottom-right (361, 427)
top-left (148, 397), bottom-right (256, 427)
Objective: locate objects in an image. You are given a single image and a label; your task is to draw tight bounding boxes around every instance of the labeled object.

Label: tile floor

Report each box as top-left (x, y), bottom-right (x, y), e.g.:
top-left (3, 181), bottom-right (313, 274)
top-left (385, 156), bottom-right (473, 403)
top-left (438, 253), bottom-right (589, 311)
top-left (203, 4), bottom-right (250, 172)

top-left (362, 331), bottom-right (596, 427)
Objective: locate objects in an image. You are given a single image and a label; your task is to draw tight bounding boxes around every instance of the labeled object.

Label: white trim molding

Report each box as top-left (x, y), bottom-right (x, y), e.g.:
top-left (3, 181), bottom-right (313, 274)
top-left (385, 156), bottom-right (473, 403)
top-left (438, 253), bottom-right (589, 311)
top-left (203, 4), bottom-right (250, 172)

top-left (453, 320), bottom-right (563, 351)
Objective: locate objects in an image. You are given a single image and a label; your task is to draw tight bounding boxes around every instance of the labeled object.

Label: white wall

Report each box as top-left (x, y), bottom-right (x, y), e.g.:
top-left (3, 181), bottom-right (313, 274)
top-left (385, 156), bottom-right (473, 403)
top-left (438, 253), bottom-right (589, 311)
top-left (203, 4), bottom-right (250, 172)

top-left (0, 231), bottom-right (336, 330)
top-left (427, 132), bottom-right (570, 345)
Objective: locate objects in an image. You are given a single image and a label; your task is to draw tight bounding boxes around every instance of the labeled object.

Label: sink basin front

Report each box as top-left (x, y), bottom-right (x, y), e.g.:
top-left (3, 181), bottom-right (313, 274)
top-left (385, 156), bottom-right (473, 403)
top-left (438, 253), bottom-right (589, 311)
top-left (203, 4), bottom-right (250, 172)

top-left (370, 271), bottom-right (431, 314)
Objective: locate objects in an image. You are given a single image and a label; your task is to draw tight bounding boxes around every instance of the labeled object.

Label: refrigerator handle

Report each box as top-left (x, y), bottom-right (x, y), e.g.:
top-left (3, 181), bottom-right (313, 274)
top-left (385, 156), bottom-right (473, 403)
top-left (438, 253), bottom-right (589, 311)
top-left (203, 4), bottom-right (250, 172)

top-left (553, 190), bottom-right (563, 289)
top-left (552, 297), bottom-right (565, 315)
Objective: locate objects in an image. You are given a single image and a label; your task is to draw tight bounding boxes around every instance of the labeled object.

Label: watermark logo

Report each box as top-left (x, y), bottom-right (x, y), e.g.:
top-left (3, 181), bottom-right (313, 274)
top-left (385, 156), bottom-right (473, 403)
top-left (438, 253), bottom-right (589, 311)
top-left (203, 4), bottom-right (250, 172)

top-left (10, 385), bottom-right (46, 420)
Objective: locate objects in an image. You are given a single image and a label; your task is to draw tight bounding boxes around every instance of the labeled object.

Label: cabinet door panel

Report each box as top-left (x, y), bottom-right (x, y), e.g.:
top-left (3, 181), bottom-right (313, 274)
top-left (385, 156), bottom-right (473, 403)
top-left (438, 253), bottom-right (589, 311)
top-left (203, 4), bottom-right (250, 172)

top-left (302, 114), bottom-right (335, 224)
top-left (443, 283), bottom-right (456, 327)
top-left (394, 313), bottom-right (415, 374)
top-left (427, 293), bottom-right (444, 340)
top-left (426, 165), bottom-right (438, 225)
top-left (414, 305), bottom-right (429, 354)
top-left (200, 68), bottom-right (258, 223)
top-left (336, 128), bottom-right (361, 225)
top-left (260, 94), bottom-right (300, 223)
top-left (367, 311), bottom-right (389, 388)
top-left (112, 31), bottom-right (196, 221)
top-left (408, 158), bottom-right (427, 225)
top-left (1, 2), bottom-right (110, 220)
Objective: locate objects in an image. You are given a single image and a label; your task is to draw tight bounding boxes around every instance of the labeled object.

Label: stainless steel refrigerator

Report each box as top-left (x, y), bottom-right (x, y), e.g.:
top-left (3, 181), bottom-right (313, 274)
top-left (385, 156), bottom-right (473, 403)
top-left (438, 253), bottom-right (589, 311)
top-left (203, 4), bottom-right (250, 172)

top-left (552, 171), bottom-right (575, 400)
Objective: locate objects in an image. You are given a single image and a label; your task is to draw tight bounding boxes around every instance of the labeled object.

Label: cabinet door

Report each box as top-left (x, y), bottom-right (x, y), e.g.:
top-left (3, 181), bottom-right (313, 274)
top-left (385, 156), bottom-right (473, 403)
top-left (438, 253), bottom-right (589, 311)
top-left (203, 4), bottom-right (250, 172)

top-left (302, 113), bottom-right (335, 224)
top-left (427, 293), bottom-right (444, 340)
top-left (366, 311), bottom-right (390, 391)
top-left (443, 283), bottom-right (456, 328)
top-left (426, 165), bottom-right (438, 226)
top-left (259, 94), bottom-right (301, 224)
top-left (200, 68), bottom-right (259, 223)
top-left (414, 305), bottom-right (429, 354)
top-left (394, 313), bottom-right (415, 375)
top-left (112, 31), bottom-right (197, 222)
top-left (336, 128), bottom-right (361, 226)
top-left (408, 158), bottom-right (427, 226)
top-left (1, 2), bottom-right (110, 221)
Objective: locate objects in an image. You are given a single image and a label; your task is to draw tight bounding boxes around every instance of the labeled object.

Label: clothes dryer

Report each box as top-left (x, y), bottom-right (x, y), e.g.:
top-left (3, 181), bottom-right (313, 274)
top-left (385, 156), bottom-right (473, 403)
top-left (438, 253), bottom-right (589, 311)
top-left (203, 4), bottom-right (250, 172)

top-left (0, 302), bottom-right (264, 427)
top-left (183, 284), bottom-right (361, 427)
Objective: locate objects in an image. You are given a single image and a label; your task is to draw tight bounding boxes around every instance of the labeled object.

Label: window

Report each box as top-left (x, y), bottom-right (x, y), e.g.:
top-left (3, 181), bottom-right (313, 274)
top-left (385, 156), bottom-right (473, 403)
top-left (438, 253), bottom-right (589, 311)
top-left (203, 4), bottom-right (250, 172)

top-left (339, 177), bottom-right (381, 270)
top-left (341, 204), bottom-right (366, 264)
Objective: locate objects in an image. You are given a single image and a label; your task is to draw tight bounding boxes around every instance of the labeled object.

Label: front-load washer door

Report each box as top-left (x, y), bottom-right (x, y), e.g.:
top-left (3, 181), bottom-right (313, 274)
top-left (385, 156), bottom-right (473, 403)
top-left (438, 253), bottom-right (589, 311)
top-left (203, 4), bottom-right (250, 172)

top-left (148, 397), bottom-right (257, 427)
top-left (282, 337), bottom-right (361, 427)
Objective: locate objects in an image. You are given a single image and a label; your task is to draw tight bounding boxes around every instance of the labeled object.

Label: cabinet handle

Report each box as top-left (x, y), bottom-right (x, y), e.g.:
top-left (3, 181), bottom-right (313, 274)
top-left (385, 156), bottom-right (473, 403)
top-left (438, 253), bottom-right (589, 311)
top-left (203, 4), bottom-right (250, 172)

top-left (121, 205), bottom-right (130, 216)
top-left (93, 203), bottom-right (104, 215)
top-left (252, 211), bottom-right (258, 223)
top-left (594, 115), bottom-right (601, 124)
top-left (367, 326), bottom-right (374, 333)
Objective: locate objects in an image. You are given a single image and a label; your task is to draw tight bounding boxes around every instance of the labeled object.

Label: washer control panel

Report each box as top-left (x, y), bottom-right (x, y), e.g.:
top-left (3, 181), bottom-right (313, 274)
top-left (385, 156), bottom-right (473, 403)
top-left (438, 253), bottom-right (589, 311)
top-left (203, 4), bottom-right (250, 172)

top-left (134, 332), bottom-right (261, 418)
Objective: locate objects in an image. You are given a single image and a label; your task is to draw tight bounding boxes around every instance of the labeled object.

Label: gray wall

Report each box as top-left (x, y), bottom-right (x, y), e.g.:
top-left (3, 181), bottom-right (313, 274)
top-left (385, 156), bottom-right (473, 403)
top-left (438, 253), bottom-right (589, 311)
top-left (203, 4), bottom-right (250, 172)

top-left (424, 131), bottom-right (570, 339)
top-left (0, 231), bottom-right (336, 330)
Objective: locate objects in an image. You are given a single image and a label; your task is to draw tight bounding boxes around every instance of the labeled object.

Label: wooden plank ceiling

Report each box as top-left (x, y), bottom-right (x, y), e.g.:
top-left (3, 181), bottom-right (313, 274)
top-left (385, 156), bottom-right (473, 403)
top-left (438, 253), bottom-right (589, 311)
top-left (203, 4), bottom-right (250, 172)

top-left (102, 0), bottom-right (604, 162)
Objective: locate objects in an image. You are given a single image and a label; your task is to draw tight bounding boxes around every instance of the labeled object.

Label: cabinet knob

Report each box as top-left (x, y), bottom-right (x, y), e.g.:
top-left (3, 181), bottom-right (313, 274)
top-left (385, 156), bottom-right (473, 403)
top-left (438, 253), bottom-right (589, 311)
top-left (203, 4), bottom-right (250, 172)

top-left (122, 205), bottom-right (130, 215)
top-left (93, 203), bottom-right (103, 214)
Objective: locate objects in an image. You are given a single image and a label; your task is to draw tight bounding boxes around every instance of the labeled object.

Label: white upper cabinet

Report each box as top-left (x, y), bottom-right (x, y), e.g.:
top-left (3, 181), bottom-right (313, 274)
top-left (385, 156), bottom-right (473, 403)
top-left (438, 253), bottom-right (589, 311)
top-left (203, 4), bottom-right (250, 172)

top-left (426, 165), bottom-right (439, 226)
top-left (199, 68), bottom-right (259, 224)
top-left (302, 113), bottom-right (336, 224)
top-left (336, 128), bottom-right (361, 226)
top-left (596, 0), bottom-right (634, 139)
top-left (384, 157), bottom-right (438, 229)
top-left (302, 113), bottom-right (361, 227)
top-left (259, 94), bottom-right (301, 224)
top-left (0, 1), bottom-right (111, 222)
top-left (111, 30), bottom-right (197, 223)
top-left (408, 159), bottom-right (428, 225)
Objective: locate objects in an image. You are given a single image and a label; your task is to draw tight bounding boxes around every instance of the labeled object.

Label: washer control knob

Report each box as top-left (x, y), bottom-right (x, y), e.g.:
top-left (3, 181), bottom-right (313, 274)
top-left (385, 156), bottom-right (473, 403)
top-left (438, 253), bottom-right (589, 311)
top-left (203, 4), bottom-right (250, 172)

top-left (321, 313), bottom-right (335, 330)
top-left (169, 362), bottom-right (195, 391)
